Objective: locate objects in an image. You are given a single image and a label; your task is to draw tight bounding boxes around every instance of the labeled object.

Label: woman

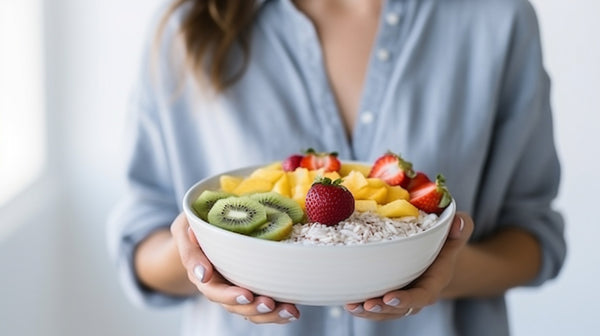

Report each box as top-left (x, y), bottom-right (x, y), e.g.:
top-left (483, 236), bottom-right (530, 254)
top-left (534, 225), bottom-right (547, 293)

top-left (108, 0), bottom-right (566, 335)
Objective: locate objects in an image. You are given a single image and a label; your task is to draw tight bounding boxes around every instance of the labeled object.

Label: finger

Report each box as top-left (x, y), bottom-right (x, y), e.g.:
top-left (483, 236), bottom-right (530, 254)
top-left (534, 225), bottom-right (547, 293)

top-left (448, 212), bottom-right (474, 242)
top-left (169, 213), bottom-right (214, 284)
top-left (241, 303), bottom-right (300, 323)
top-left (198, 273), bottom-right (256, 306)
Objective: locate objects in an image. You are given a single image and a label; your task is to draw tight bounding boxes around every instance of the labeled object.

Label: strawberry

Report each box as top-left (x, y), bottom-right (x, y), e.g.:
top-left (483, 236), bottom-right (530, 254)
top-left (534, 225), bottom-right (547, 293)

top-left (409, 174), bottom-right (452, 214)
top-left (282, 154), bottom-right (303, 172)
top-left (305, 177), bottom-right (355, 226)
top-left (368, 152), bottom-right (416, 187)
top-left (406, 171), bottom-right (431, 192)
top-left (299, 148), bottom-right (341, 172)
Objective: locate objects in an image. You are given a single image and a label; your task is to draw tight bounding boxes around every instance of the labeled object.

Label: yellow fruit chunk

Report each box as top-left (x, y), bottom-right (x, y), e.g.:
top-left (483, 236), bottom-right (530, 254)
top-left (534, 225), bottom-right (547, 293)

top-left (323, 171), bottom-right (341, 181)
top-left (219, 175), bottom-right (243, 193)
top-left (249, 168), bottom-right (284, 183)
top-left (355, 199), bottom-right (378, 212)
top-left (232, 178), bottom-right (273, 195)
top-left (263, 161), bottom-right (282, 170)
top-left (339, 163), bottom-right (371, 177)
top-left (366, 178), bottom-right (387, 188)
top-left (377, 199), bottom-right (419, 218)
top-left (341, 171), bottom-right (369, 194)
top-left (355, 186), bottom-right (388, 204)
top-left (271, 174), bottom-right (291, 197)
top-left (386, 186), bottom-right (409, 203)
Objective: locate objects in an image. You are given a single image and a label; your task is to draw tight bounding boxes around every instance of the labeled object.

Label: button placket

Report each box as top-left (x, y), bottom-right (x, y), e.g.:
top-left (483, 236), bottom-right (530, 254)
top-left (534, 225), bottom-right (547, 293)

top-left (352, 2), bottom-right (404, 158)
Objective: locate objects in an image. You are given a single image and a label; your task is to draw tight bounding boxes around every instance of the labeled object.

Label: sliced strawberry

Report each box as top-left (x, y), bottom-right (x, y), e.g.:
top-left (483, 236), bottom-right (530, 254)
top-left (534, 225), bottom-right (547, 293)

top-left (368, 152), bottom-right (416, 187)
top-left (282, 154), bottom-right (303, 172)
top-left (299, 148), bottom-right (341, 172)
top-left (305, 177), bottom-right (355, 226)
top-left (406, 171), bottom-right (431, 192)
top-left (409, 174), bottom-right (452, 214)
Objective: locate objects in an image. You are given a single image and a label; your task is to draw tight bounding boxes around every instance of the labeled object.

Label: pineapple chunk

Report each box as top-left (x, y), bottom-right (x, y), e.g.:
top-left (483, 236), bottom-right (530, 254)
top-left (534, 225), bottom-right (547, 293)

top-left (339, 163), bottom-right (371, 177)
top-left (249, 168), bottom-right (284, 183)
top-left (271, 174), bottom-right (291, 197)
top-left (377, 199), bottom-right (419, 218)
top-left (355, 186), bottom-right (388, 204)
top-left (219, 175), bottom-right (243, 193)
top-left (232, 178), bottom-right (273, 195)
top-left (341, 171), bottom-right (369, 194)
top-left (386, 186), bottom-right (410, 203)
top-left (323, 171), bottom-right (341, 181)
top-left (355, 199), bottom-right (378, 212)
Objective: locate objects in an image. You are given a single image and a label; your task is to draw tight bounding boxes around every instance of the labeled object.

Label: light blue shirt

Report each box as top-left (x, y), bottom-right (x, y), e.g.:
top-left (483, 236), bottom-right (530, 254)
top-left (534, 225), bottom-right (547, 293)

top-left (108, 0), bottom-right (566, 335)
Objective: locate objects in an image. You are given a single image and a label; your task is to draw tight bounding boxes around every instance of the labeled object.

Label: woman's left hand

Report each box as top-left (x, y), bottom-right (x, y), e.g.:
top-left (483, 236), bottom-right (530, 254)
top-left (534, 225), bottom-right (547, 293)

top-left (345, 212), bottom-right (474, 320)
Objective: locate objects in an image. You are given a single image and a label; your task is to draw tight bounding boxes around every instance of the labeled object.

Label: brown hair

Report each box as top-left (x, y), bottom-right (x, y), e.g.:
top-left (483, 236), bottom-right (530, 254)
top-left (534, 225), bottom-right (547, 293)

top-left (157, 0), bottom-right (257, 92)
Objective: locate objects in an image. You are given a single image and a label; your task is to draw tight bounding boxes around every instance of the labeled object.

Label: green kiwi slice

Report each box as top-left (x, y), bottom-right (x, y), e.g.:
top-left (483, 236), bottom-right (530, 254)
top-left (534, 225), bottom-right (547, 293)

top-left (192, 190), bottom-right (234, 221)
top-left (249, 192), bottom-right (305, 224)
top-left (207, 197), bottom-right (267, 234)
top-left (250, 209), bottom-right (293, 241)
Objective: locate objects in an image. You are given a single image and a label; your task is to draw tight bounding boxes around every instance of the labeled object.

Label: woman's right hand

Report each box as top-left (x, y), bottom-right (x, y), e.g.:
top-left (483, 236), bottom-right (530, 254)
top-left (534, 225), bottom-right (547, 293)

top-left (170, 213), bottom-right (300, 324)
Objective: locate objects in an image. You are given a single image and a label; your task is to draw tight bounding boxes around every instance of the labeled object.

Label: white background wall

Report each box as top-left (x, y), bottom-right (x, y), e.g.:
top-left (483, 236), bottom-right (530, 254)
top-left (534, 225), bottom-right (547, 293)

top-left (0, 0), bottom-right (598, 335)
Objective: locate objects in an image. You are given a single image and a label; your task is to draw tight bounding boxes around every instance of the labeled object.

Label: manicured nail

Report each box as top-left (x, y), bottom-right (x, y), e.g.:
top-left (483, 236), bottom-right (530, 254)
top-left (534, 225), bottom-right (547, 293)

top-left (368, 305), bottom-right (382, 313)
top-left (349, 305), bottom-right (364, 314)
top-left (236, 295), bottom-right (251, 305)
top-left (257, 303), bottom-right (272, 313)
top-left (458, 217), bottom-right (465, 232)
top-left (193, 265), bottom-right (205, 283)
top-left (385, 298), bottom-right (400, 306)
top-left (279, 309), bottom-right (294, 319)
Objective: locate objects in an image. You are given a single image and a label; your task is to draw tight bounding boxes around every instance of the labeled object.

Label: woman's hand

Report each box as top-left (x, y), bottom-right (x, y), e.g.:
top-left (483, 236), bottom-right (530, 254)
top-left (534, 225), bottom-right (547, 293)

top-left (170, 213), bottom-right (300, 324)
top-left (344, 212), bottom-right (474, 320)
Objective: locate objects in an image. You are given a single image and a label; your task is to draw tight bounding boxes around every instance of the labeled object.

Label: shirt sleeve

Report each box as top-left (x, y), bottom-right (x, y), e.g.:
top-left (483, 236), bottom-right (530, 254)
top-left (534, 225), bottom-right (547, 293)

top-left (490, 1), bottom-right (566, 286)
top-left (106, 19), bottom-right (190, 307)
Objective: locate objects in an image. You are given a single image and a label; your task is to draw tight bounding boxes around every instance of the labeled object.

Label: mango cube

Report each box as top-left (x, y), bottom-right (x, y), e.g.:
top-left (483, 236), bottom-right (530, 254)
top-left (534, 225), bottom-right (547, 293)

top-left (377, 199), bottom-right (419, 218)
top-left (355, 199), bottom-right (378, 212)
top-left (219, 175), bottom-right (243, 193)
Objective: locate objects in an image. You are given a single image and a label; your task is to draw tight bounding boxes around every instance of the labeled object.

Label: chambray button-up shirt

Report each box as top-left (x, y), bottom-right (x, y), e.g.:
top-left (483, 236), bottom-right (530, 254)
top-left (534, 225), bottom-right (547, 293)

top-left (108, 0), bottom-right (566, 335)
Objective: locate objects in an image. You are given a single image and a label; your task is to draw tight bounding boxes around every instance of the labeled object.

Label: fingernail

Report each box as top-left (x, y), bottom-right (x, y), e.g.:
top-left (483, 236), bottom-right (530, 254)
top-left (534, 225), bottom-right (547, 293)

top-left (279, 309), bottom-right (294, 319)
top-left (368, 305), bottom-right (382, 313)
top-left (257, 303), bottom-right (272, 313)
top-left (236, 295), bottom-right (251, 305)
top-left (349, 305), bottom-right (364, 314)
top-left (458, 217), bottom-right (465, 232)
top-left (193, 265), bottom-right (205, 283)
top-left (385, 298), bottom-right (400, 307)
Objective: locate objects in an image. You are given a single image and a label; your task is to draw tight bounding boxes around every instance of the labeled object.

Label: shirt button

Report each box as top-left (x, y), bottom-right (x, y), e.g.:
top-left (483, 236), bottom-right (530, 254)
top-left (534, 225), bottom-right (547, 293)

top-left (329, 307), bottom-right (343, 318)
top-left (361, 111), bottom-right (374, 124)
top-left (377, 48), bottom-right (390, 62)
top-left (386, 13), bottom-right (400, 25)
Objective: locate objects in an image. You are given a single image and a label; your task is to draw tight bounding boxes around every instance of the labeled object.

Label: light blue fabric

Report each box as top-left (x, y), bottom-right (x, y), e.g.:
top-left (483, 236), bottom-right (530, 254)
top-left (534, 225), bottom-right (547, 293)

top-left (107, 0), bottom-right (566, 335)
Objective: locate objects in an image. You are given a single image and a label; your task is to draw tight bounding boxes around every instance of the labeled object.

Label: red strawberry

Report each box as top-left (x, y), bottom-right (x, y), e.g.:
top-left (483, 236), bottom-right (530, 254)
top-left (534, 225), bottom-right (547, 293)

top-left (299, 148), bottom-right (341, 172)
top-left (282, 154), bottom-right (303, 172)
top-left (305, 177), bottom-right (355, 226)
top-left (409, 174), bottom-right (452, 214)
top-left (368, 152), bottom-right (416, 187)
top-left (406, 171), bottom-right (431, 192)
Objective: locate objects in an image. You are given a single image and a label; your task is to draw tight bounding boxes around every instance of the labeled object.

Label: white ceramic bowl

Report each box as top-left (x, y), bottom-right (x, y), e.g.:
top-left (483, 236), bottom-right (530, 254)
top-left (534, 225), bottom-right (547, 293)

top-left (183, 164), bottom-right (456, 306)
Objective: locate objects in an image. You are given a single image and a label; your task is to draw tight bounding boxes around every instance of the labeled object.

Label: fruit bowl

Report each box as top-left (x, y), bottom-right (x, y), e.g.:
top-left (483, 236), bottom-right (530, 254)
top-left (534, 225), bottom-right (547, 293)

top-left (183, 164), bottom-right (456, 306)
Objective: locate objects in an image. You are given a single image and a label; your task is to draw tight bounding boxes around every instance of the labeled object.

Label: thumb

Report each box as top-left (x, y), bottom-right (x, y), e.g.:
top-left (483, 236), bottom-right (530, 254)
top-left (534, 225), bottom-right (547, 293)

top-left (170, 213), bottom-right (215, 285)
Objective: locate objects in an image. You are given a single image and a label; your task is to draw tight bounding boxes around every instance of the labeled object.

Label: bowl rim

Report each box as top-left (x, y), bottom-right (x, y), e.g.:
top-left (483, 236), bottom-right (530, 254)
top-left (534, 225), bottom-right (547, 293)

top-left (182, 162), bottom-right (456, 250)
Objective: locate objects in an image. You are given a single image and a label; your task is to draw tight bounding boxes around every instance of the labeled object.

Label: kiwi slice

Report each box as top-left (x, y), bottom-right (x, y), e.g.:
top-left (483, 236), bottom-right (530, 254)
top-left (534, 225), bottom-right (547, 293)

top-left (192, 190), bottom-right (234, 221)
top-left (250, 209), bottom-right (293, 241)
top-left (249, 192), bottom-right (305, 224)
top-left (207, 197), bottom-right (267, 234)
